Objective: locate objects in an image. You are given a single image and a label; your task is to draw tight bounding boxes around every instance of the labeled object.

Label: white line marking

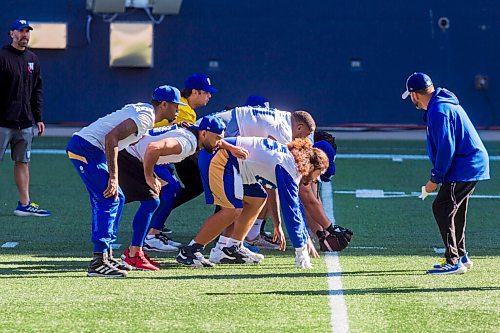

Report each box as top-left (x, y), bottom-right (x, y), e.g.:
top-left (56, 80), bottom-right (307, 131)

top-left (355, 189), bottom-right (385, 198)
top-left (350, 246), bottom-right (387, 250)
top-left (8, 149), bottom-right (500, 161)
top-left (335, 189), bottom-right (500, 199)
top-left (1, 242), bottom-right (19, 248)
top-left (325, 253), bottom-right (349, 333)
top-left (321, 182), bottom-right (349, 333)
top-left (433, 247), bottom-right (446, 254)
top-left (337, 153), bottom-right (500, 161)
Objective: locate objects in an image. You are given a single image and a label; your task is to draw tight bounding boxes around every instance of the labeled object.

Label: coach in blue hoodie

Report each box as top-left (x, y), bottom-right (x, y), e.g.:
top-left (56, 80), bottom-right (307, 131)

top-left (402, 72), bottom-right (490, 275)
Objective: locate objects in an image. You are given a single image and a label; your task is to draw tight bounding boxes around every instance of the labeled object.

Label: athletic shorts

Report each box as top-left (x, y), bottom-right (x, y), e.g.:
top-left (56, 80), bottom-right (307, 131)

top-left (198, 148), bottom-right (243, 208)
top-left (0, 126), bottom-right (34, 163)
top-left (118, 150), bottom-right (158, 203)
top-left (243, 183), bottom-right (267, 198)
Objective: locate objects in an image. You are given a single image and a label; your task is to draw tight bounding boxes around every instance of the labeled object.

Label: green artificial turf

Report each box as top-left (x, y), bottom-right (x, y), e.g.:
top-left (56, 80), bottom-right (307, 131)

top-left (0, 138), bottom-right (498, 332)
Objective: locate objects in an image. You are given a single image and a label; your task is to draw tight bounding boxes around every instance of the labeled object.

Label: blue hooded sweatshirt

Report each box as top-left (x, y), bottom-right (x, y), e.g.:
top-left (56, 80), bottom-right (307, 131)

top-left (425, 88), bottom-right (490, 183)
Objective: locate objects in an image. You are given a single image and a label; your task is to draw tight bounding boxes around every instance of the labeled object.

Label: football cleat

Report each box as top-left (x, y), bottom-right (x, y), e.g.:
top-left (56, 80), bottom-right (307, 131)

top-left (87, 253), bottom-right (128, 278)
top-left (176, 245), bottom-right (215, 268)
top-left (461, 253), bottom-right (473, 269)
top-left (144, 234), bottom-right (179, 252)
top-left (246, 234), bottom-right (281, 250)
top-left (108, 248), bottom-right (132, 271)
top-left (426, 261), bottom-right (467, 275)
top-left (218, 245), bottom-right (261, 264)
top-left (123, 249), bottom-right (159, 271)
top-left (13, 201), bottom-right (51, 217)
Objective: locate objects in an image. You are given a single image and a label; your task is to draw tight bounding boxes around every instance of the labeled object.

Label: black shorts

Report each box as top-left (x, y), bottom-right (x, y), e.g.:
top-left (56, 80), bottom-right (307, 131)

top-left (118, 150), bottom-right (158, 203)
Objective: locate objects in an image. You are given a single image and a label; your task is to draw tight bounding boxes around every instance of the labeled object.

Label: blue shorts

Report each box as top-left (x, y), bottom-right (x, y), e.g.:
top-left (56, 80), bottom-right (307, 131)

top-left (243, 183), bottom-right (267, 198)
top-left (198, 148), bottom-right (243, 208)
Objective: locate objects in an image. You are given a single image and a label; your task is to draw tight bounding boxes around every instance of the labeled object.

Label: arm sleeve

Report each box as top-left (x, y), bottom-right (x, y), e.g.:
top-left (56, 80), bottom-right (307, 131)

top-left (222, 137), bottom-right (237, 146)
top-left (429, 111), bottom-right (455, 183)
top-left (275, 165), bottom-right (309, 248)
top-left (31, 57), bottom-right (43, 123)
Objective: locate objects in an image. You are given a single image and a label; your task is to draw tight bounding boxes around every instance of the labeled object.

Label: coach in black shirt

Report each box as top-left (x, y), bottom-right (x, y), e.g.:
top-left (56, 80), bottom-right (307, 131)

top-left (0, 18), bottom-right (50, 216)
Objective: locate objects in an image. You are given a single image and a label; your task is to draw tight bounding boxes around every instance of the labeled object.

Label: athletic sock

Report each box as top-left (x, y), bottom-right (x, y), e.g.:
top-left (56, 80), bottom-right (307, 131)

top-left (226, 238), bottom-right (242, 248)
top-left (215, 235), bottom-right (229, 250)
top-left (246, 219), bottom-right (264, 241)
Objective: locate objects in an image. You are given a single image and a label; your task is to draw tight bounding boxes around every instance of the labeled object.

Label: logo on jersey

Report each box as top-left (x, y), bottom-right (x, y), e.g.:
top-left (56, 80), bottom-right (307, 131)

top-left (27, 62), bottom-right (34, 73)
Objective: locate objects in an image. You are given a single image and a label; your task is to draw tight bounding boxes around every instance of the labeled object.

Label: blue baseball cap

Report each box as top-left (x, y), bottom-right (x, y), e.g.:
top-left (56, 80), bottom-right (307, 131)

top-left (313, 140), bottom-right (336, 182)
top-left (190, 115), bottom-right (226, 135)
top-left (401, 72), bottom-right (433, 99)
top-left (152, 85), bottom-right (187, 105)
top-left (10, 19), bottom-right (33, 31)
top-left (185, 74), bottom-right (217, 93)
top-left (246, 95), bottom-right (270, 107)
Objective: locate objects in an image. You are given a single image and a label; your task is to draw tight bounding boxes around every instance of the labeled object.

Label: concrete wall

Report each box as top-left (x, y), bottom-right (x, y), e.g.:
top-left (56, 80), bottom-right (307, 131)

top-left (2, 0), bottom-right (499, 126)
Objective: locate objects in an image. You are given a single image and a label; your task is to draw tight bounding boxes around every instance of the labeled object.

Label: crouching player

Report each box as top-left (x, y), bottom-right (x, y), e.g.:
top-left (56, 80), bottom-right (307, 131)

top-left (176, 137), bottom-right (329, 269)
top-left (117, 115), bottom-right (247, 270)
top-left (300, 132), bottom-right (353, 252)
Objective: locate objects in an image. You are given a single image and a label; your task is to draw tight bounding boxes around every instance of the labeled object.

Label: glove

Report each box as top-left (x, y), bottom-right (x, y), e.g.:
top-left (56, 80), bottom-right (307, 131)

top-left (317, 224), bottom-right (353, 252)
top-left (295, 246), bottom-right (313, 269)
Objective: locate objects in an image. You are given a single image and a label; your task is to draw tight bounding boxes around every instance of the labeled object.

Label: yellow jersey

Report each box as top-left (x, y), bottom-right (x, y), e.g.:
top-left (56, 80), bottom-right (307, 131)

top-left (154, 97), bottom-right (196, 127)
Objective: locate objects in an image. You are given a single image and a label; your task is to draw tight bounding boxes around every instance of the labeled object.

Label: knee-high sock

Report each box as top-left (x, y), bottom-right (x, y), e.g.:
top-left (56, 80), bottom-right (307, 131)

top-left (132, 198), bottom-right (160, 247)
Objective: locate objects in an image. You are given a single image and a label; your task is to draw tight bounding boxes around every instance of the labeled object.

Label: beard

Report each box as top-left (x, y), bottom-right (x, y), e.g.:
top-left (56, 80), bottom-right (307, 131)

top-left (202, 141), bottom-right (216, 154)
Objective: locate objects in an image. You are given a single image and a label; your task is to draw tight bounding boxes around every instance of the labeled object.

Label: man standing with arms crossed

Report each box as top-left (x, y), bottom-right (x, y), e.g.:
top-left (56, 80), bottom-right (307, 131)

top-left (0, 19), bottom-right (50, 216)
top-left (402, 72), bottom-right (490, 275)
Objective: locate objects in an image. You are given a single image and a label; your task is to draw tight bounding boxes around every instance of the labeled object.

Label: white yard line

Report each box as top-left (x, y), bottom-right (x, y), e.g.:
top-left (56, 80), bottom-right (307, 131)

top-left (321, 182), bottom-right (349, 333)
top-left (1, 242), bottom-right (19, 248)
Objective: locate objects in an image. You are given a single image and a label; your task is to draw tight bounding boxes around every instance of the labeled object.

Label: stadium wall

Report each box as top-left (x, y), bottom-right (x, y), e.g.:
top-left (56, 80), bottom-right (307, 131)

top-left (1, 1), bottom-right (499, 127)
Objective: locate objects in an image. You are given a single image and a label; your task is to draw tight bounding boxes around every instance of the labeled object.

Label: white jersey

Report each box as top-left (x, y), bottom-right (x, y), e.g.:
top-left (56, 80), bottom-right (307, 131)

top-left (235, 136), bottom-right (301, 188)
top-left (126, 125), bottom-right (197, 164)
top-left (75, 103), bottom-right (155, 151)
top-left (211, 107), bottom-right (292, 144)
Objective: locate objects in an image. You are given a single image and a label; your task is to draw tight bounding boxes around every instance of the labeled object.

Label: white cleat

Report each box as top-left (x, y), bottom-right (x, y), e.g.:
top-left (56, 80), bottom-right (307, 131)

top-left (143, 234), bottom-right (179, 252)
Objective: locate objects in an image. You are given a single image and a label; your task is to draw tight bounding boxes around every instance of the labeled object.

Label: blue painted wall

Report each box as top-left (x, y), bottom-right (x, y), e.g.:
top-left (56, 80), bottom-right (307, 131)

top-left (2, 1), bottom-right (499, 126)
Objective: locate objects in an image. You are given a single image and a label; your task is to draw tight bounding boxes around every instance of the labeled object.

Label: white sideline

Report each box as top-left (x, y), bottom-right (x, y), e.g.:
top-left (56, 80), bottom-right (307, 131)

top-left (321, 182), bottom-right (349, 333)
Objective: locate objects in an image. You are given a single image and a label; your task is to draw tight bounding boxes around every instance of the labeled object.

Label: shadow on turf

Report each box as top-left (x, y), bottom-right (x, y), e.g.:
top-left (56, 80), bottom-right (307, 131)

top-left (205, 286), bottom-right (500, 296)
top-left (0, 260), bottom-right (87, 276)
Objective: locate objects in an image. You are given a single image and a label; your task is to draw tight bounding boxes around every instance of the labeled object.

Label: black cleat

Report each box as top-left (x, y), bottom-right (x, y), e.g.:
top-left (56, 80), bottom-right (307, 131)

top-left (176, 244), bottom-right (215, 268)
top-left (87, 252), bottom-right (128, 278)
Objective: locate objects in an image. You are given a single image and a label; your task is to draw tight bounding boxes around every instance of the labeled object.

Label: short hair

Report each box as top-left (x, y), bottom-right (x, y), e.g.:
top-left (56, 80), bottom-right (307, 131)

top-left (314, 131), bottom-right (337, 151)
top-left (151, 100), bottom-right (162, 107)
top-left (414, 85), bottom-right (435, 96)
top-left (292, 110), bottom-right (316, 132)
top-left (181, 88), bottom-right (193, 99)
